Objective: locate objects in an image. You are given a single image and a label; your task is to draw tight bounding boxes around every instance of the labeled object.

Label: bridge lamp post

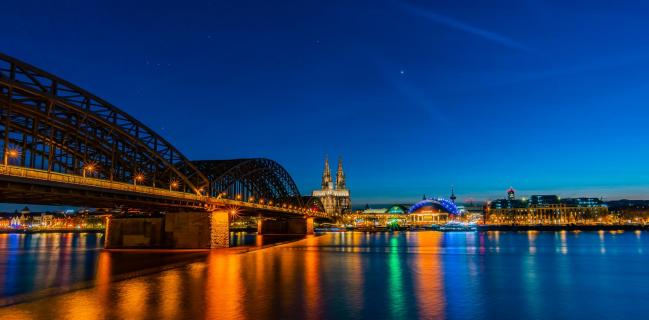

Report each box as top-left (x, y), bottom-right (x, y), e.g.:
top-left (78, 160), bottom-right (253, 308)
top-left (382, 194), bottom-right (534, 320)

top-left (259, 199), bottom-right (265, 205)
top-left (169, 180), bottom-right (179, 191)
top-left (248, 196), bottom-right (255, 203)
top-left (134, 173), bottom-right (145, 186)
top-left (236, 194), bottom-right (242, 201)
top-left (82, 163), bottom-right (96, 178)
top-left (3, 148), bottom-right (20, 166)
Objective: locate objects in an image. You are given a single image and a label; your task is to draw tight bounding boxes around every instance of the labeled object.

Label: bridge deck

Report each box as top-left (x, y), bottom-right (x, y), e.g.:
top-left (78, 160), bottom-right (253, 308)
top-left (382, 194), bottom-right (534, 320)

top-left (0, 165), bottom-right (326, 217)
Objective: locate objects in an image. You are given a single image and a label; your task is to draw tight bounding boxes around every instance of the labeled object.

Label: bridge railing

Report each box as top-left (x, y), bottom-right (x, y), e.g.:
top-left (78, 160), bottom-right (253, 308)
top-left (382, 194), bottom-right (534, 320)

top-left (0, 165), bottom-right (328, 217)
top-left (0, 165), bottom-right (203, 201)
top-left (215, 198), bottom-right (328, 218)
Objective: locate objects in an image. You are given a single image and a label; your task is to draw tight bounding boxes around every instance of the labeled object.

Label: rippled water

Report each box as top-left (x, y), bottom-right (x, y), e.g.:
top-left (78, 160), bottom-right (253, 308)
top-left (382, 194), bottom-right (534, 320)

top-left (0, 231), bottom-right (647, 319)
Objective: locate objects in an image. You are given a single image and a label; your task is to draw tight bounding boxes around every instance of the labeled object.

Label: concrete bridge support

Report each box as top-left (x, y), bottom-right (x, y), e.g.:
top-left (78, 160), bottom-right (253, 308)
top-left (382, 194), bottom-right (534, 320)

top-left (306, 217), bottom-right (314, 235)
top-left (105, 210), bottom-right (230, 249)
top-left (256, 217), bottom-right (315, 235)
top-left (209, 210), bottom-right (230, 248)
top-left (105, 217), bottom-right (165, 248)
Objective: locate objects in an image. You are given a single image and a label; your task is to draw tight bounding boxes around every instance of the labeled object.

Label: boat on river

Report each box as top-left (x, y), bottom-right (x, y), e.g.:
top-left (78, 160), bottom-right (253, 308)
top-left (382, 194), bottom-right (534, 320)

top-left (439, 221), bottom-right (477, 232)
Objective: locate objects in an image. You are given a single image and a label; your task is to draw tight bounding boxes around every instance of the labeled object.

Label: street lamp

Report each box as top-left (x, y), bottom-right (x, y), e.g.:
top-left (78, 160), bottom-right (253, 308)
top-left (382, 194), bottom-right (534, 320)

top-left (169, 179), bottom-right (179, 191)
top-left (134, 173), bottom-right (145, 186)
top-left (82, 162), bottom-right (96, 178)
top-left (3, 147), bottom-right (20, 166)
top-left (228, 206), bottom-right (241, 218)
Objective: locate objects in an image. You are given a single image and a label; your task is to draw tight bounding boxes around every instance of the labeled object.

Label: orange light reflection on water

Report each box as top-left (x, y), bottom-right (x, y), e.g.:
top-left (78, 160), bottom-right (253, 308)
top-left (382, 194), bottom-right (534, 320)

top-left (205, 252), bottom-right (243, 319)
top-left (0, 232), bottom-right (454, 319)
top-left (413, 232), bottom-right (446, 319)
top-left (304, 235), bottom-right (323, 319)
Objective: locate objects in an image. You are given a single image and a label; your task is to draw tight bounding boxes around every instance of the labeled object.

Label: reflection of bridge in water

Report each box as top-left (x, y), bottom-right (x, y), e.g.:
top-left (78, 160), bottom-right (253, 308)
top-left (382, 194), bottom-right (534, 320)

top-left (0, 53), bottom-right (329, 248)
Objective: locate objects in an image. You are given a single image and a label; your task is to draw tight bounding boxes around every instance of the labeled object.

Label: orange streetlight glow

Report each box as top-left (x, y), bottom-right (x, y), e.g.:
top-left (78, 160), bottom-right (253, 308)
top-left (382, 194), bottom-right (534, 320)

top-left (4, 147), bottom-right (20, 166)
top-left (228, 206), bottom-right (241, 218)
top-left (7, 149), bottom-right (19, 158)
top-left (134, 173), bottom-right (145, 185)
top-left (83, 162), bottom-right (97, 178)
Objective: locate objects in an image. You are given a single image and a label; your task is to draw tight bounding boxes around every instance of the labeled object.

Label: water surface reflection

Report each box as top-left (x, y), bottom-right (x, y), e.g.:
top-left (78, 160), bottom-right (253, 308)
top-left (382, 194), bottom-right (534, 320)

top-left (1, 231), bottom-right (648, 319)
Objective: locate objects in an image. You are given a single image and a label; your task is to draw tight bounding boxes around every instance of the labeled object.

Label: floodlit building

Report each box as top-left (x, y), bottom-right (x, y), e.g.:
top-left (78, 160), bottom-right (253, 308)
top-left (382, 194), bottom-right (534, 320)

top-left (408, 198), bottom-right (459, 225)
top-left (312, 156), bottom-right (351, 216)
top-left (486, 189), bottom-right (609, 225)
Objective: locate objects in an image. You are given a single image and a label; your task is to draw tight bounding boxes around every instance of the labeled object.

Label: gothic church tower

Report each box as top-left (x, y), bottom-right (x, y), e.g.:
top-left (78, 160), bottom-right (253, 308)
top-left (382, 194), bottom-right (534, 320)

top-left (312, 155), bottom-right (351, 216)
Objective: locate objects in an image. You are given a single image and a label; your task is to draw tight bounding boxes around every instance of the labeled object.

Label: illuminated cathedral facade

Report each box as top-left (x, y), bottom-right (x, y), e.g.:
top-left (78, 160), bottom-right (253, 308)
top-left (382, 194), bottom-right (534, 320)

top-left (312, 156), bottom-right (351, 216)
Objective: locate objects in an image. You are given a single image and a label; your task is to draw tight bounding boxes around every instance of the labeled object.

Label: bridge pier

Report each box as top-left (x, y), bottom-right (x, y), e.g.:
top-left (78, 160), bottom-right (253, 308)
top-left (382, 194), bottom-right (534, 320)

top-left (105, 210), bottom-right (230, 249)
top-left (256, 217), bottom-right (314, 235)
top-left (209, 210), bottom-right (230, 248)
top-left (105, 217), bottom-right (165, 248)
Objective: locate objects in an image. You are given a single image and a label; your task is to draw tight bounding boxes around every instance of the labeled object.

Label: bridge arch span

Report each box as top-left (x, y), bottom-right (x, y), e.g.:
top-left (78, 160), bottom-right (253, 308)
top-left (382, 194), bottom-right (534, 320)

top-left (302, 196), bottom-right (325, 213)
top-left (0, 53), bottom-right (209, 194)
top-left (192, 158), bottom-right (304, 208)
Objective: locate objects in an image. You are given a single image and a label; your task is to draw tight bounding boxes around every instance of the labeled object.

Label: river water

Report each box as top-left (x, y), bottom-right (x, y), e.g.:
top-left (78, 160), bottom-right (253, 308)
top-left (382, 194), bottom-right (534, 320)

top-left (0, 231), bottom-right (647, 319)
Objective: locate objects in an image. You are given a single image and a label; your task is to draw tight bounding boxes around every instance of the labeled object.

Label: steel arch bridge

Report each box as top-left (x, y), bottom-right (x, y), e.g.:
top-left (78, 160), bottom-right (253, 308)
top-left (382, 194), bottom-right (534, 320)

top-left (0, 52), bottom-right (208, 194)
top-left (0, 52), bottom-right (324, 217)
top-left (192, 159), bottom-right (304, 208)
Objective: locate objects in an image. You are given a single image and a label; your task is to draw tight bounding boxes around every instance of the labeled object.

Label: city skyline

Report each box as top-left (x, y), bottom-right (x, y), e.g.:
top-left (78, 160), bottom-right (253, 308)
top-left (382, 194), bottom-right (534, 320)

top-left (3, 1), bottom-right (649, 205)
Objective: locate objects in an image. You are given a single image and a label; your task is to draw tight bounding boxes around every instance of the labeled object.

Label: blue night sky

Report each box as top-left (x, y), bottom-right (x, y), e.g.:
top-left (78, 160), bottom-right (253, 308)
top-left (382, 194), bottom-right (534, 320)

top-left (3, 0), bottom-right (649, 207)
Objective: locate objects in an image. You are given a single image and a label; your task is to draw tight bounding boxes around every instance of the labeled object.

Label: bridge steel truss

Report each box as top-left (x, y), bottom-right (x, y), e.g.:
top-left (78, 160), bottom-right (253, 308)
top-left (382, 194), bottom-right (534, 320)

top-left (0, 53), bottom-right (327, 217)
top-left (0, 53), bottom-right (209, 196)
top-left (192, 159), bottom-right (307, 210)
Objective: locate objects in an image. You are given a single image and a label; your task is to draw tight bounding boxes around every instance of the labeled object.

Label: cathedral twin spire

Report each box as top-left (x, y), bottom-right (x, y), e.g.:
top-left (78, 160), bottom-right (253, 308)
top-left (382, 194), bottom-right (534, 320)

top-left (321, 156), bottom-right (332, 189)
top-left (336, 157), bottom-right (346, 190)
top-left (321, 155), bottom-right (346, 190)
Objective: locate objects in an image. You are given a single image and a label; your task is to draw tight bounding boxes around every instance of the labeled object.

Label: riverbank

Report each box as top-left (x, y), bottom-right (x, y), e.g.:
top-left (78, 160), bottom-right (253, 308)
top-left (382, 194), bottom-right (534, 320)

top-left (478, 224), bottom-right (649, 231)
top-left (0, 229), bottom-right (105, 234)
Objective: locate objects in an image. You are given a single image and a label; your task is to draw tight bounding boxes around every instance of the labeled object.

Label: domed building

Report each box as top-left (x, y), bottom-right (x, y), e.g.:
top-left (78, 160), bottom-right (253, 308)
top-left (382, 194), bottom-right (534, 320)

top-left (408, 198), bottom-right (459, 225)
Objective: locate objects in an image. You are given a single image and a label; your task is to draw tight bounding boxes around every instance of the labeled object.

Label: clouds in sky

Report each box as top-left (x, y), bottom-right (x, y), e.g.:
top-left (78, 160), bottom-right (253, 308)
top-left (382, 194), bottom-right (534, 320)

top-left (397, 1), bottom-right (532, 52)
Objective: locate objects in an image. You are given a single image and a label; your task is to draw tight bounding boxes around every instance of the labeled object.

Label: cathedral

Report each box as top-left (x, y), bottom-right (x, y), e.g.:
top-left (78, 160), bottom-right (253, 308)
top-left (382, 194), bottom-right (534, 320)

top-left (312, 156), bottom-right (351, 216)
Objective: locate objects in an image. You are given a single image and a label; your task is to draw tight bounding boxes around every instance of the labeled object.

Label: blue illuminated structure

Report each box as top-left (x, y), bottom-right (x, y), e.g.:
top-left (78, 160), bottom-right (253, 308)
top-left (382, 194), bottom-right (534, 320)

top-left (408, 198), bottom-right (460, 215)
